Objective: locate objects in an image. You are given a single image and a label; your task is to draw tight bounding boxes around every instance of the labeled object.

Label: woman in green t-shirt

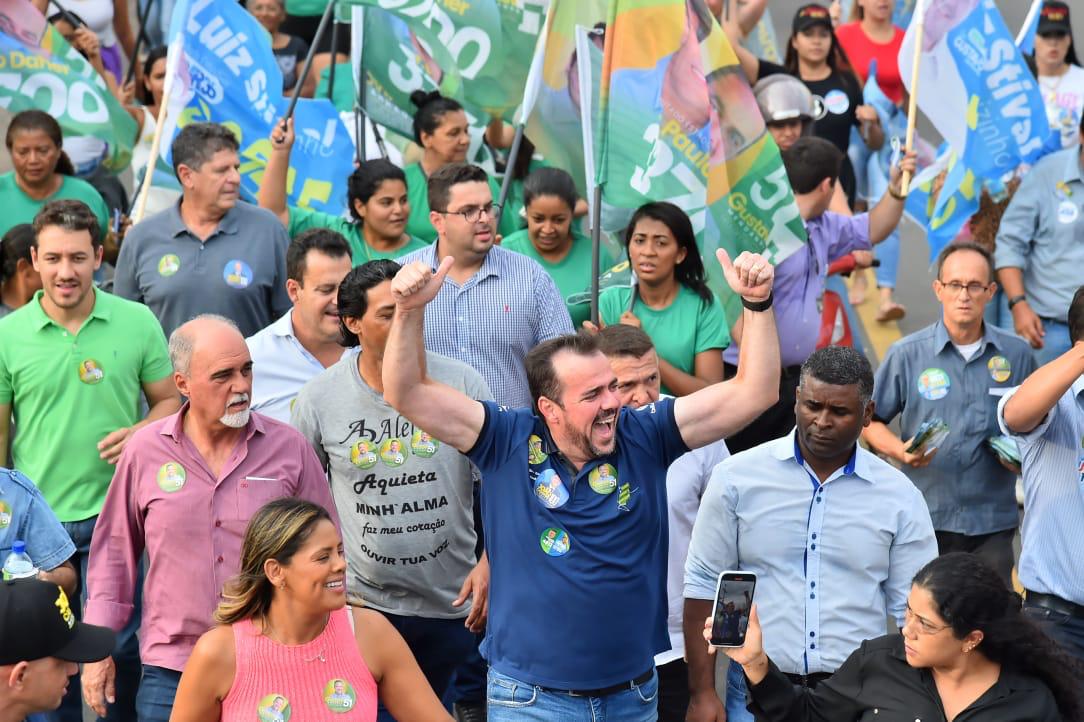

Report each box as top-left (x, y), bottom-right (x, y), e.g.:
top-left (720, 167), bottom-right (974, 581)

top-left (597, 202), bottom-right (728, 396)
top-left (502, 168), bottom-right (611, 329)
top-left (0, 110), bottom-right (111, 241)
top-left (259, 118), bottom-right (428, 264)
top-left (404, 91), bottom-right (518, 242)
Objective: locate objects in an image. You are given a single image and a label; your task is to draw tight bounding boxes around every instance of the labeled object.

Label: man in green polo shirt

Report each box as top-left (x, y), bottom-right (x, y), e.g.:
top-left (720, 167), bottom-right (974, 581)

top-left (0, 200), bottom-right (181, 720)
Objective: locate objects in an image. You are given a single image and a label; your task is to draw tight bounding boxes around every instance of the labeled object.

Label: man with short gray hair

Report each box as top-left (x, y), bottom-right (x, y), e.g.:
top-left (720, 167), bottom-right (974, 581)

top-left (81, 314), bottom-right (336, 721)
top-left (114, 122), bottom-right (292, 338)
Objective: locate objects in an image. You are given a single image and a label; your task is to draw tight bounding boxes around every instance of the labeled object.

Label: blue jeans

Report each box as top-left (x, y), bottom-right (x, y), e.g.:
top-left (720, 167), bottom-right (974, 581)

top-left (724, 660), bottom-right (755, 722)
top-left (135, 666), bottom-right (182, 722)
top-left (46, 517), bottom-right (143, 722)
top-left (486, 668), bottom-right (659, 722)
top-left (376, 611), bottom-right (477, 721)
top-left (1023, 602), bottom-right (1084, 666)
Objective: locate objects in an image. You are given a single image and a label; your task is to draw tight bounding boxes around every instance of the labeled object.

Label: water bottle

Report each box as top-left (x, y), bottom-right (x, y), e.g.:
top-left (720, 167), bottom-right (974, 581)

top-left (2, 541), bottom-right (37, 580)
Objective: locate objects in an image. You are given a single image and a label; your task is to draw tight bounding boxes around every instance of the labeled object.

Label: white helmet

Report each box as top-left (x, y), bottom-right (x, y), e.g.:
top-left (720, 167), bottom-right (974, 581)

top-left (753, 75), bottom-right (825, 125)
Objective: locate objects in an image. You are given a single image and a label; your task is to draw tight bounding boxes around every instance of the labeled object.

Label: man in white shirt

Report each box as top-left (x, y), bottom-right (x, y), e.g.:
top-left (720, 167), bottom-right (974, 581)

top-left (247, 229), bottom-right (353, 422)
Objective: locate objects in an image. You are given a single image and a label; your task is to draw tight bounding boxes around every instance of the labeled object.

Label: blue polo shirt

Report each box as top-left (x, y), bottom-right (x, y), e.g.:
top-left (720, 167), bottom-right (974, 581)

top-left (468, 397), bottom-right (689, 689)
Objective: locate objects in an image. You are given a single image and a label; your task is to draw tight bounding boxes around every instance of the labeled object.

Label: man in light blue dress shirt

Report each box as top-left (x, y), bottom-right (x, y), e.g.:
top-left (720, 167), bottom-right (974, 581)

top-left (683, 346), bottom-right (936, 722)
top-left (998, 285), bottom-right (1084, 664)
top-left (247, 229), bottom-right (353, 423)
top-left (397, 163), bottom-right (573, 409)
top-left (994, 118), bottom-right (1084, 365)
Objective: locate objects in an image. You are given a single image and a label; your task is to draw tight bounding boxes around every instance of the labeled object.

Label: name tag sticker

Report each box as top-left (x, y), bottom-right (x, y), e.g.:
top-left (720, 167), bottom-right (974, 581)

top-left (988, 388), bottom-right (1011, 397)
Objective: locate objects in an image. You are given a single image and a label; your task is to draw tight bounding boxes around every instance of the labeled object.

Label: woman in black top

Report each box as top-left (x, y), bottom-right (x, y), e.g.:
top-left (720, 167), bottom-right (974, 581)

top-left (727, 3), bottom-right (883, 206)
top-left (709, 554), bottom-right (1083, 721)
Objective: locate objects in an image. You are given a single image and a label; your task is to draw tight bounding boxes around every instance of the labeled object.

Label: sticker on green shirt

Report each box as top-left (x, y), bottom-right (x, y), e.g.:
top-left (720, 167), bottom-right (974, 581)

top-left (77, 359), bottom-right (104, 385)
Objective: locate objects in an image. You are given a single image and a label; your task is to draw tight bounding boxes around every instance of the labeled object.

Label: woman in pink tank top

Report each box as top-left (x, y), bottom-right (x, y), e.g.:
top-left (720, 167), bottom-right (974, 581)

top-left (169, 499), bottom-right (452, 721)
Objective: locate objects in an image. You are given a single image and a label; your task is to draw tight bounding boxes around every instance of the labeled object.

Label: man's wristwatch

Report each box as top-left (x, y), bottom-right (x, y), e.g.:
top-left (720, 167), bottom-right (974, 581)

top-left (1007, 294), bottom-right (1028, 310)
top-left (741, 292), bottom-right (773, 312)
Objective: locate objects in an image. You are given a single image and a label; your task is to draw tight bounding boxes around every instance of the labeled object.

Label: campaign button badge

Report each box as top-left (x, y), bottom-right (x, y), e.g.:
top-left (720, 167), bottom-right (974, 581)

top-left (223, 259), bottom-right (253, 289)
top-left (534, 468), bottom-right (569, 509)
top-left (78, 359), bottom-right (104, 385)
top-left (156, 462), bottom-right (186, 493)
top-left (917, 368), bottom-right (950, 401)
top-left (588, 463), bottom-right (618, 495)
top-left (539, 527), bottom-right (571, 557)
top-left (157, 254), bottom-right (180, 277)
top-left (987, 355), bottom-right (1011, 383)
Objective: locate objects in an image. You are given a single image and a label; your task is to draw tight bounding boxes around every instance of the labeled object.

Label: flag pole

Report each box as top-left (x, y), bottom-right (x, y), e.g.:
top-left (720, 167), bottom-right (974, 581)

top-left (900, 0), bottom-right (925, 195)
top-left (590, 183), bottom-right (602, 325)
top-left (124, 0), bottom-right (155, 85)
top-left (328, 16), bottom-right (339, 102)
top-left (132, 67), bottom-right (175, 223)
top-left (495, 125), bottom-right (524, 226)
top-left (284, 0), bottom-right (336, 120)
top-left (1015, 0), bottom-right (1042, 46)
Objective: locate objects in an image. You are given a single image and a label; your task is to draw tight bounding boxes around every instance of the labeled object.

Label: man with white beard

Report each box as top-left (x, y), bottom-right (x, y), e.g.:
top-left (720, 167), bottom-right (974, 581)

top-left (80, 314), bottom-right (337, 721)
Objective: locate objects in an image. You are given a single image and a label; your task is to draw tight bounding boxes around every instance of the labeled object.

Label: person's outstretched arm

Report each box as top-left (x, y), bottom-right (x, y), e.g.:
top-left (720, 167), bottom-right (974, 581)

top-left (382, 258), bottom-right (485, 453)
top-left (1001, 342), bottom-right (1084, 434)
top-left (673, 249), bottom-right (779, 449)
top-left (257, 117), bottom-right (294, 228)
top-left (868, 151), bottom-right (917, 243)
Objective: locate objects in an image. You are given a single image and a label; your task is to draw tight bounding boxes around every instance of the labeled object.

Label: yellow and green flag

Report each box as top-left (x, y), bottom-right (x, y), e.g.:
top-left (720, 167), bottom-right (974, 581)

top-left (593, 0), bottom-right (806, 317)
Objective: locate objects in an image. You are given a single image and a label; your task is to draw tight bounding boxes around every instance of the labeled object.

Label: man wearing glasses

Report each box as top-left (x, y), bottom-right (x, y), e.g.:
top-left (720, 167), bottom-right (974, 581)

top-left (397, 163), bottom-right (573, 409)
top-left (863, 242), bottom-right (1037, 586)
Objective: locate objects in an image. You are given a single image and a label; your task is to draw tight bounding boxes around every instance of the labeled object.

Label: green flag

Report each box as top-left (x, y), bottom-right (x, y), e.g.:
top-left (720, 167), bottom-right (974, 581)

top-left (594, 0), bottom-right (806, 320)
top-left (0, 26), bottom-right (137, 172)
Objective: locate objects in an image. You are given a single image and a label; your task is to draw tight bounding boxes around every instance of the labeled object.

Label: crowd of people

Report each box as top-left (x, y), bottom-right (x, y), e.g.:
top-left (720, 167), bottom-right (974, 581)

top-left (1, 0), bottom-right (1084, 721)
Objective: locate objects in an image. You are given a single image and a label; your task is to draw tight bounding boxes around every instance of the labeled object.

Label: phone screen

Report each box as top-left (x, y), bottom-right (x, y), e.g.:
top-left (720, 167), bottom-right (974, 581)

top-left (710, 573), bottom-right (756, 647)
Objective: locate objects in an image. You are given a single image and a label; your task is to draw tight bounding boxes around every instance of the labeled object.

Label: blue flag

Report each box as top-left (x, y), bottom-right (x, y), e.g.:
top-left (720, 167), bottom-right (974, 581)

top-left (899, 0), bottom-right (1049, 184)
top-left (162, 0), bottom-right (354, 216)
top-left (904, 148), bottom-right (980, 260)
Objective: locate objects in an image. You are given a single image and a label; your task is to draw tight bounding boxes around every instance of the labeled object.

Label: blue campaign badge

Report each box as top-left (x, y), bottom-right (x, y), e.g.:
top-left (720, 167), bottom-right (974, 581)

top-left (823, 89), bottom-right (850, 115)
top-left (534, 468), bottom-right (569, 509)
top-left (223, 260), bottom-right (253, 289)
top-left (917, 368), bottom-right (951, 401)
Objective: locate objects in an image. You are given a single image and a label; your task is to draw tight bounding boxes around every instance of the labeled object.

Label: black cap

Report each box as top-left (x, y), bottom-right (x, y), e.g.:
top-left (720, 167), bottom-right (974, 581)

top-left (793, 4), bottom-right (833, 34)
top-left (1037, 1), bottom-right (1071, 36)
top-left (0, 579), bottom-right (115, 665)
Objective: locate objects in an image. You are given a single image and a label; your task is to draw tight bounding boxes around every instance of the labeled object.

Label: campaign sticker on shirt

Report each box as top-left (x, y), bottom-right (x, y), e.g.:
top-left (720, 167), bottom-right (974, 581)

top-left (223, 259), bottom-right (253, 289)
top-left (534, 469), bottom-right (569, 509)
top-left (157, 254), bottom-right (180, 277)
top-left (156, 462), bottom-right (186, 493)
top-left (917, 368), bottom-right (951, 401)
top-left (527, 434), bottom-right (548, 465)
top-left (77, 359), bottom-right (104, 385)
top-left (987, 356), bottom-right (1012, 383)
top-left (257, 693), bottom-right (291, 722)
top-left (539, 527), bottom-right (571, 557)
top-left (349, 440), bottom-right (378, 469)
top-left (588, 463), bottom-right (618, 495)
top-left (410, 430), bottom-right (439, 457)
top-left (0, 501), bottom-right (11, 529)
top-left (323, 678), bottom-right (356, 713)
top-left (823, 89), bottom-right (850, 115)
top-left (379, 438), bottom-right (408, 467)
top-left (1058, 201), bottom-right (1079, 225)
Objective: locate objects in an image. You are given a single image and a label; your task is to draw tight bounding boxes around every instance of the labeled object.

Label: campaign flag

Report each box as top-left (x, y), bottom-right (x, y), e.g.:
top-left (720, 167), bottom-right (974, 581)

top-left (0, 1), bottom-right (136, 172)
top-left (594, 0), bottom-right (806, 319)
top-left (162, 0), bottom-right (354, 215)
top-left (744, 7), bottom-right (781, 64)
top-left (904, 147), bottom-right (980, 260)
top-left (899, 0), bottom-right (1048, 183)
top-left (524, 0), bottom-right (608, 196)
top-left (341, 0), bottom-right (535, 118)
top-left (1016, 0), bottom-right (1042, 54)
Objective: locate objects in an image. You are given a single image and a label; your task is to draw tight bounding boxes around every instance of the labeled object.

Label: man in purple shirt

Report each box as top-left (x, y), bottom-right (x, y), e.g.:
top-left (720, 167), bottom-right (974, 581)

top-left (80, 315), bottom-right (337, 722)
top-left (722, 136), bottom-right (915, 453)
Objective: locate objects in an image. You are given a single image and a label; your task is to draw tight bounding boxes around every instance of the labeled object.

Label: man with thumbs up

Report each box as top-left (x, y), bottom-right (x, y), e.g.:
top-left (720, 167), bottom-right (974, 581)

top-left (382, 245), bottom-right (781, 721)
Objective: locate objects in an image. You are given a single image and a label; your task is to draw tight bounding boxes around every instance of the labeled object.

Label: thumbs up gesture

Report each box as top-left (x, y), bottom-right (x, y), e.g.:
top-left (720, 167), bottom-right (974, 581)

top-left (391, 257), bottom-right (454, 310)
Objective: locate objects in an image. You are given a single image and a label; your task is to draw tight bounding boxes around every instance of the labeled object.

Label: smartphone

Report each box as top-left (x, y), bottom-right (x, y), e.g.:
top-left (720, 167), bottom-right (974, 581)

top-left (709, 571), bottom-right (756, 647)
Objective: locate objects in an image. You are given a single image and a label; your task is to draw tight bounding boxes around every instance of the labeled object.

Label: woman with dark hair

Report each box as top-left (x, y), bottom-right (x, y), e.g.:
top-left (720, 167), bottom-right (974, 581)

top-left (0, 111), bottom-right (110, 240)
top-left (248, 0), bottom-right (310, 92)
top-left (709, 553), bottom-right (1084, 721)
top-left (259, 120), bottom-right (428, 263)
top-left (122, 46), bottom-right (184, 217)
top-left (1031, 1), bottom-right (1084, 149)
top-left (726, 4), bottom-right (883, 206)
top-left (170, 498), bottom-right (452, 721)
top-left (596, 202), bottom-right (728, 396)
top-left (0, 224), bottom-right (41, 318)
top-left (502, 168), bottom-right (612, 327)
top-left (403, 91), bottom-right (519, 241)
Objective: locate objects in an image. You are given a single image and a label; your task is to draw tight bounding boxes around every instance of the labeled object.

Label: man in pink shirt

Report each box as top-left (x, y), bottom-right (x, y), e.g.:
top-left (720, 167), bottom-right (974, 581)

top-left (80, 315), bottom-right (337, 722)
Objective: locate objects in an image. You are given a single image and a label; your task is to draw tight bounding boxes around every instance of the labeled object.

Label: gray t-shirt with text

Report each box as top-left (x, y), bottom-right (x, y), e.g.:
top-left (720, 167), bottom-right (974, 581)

top-left (292, 349), bottom-right (492, 618)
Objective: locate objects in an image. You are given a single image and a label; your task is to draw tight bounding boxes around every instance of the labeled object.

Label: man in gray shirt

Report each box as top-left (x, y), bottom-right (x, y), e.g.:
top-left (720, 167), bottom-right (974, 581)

top-left (114, 123), bottom-right (292, 338)
top-left (292, 259), bottom-right (491, 716)
top-left (864, 243), bottom-right (1036, 585)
